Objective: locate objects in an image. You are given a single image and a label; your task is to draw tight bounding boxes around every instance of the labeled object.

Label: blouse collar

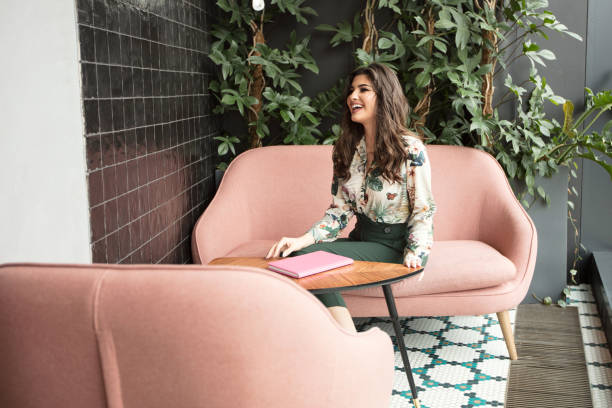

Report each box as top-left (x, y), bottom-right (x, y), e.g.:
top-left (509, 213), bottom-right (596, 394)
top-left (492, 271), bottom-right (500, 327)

top-left (356, 136), bottom-right (367, 163)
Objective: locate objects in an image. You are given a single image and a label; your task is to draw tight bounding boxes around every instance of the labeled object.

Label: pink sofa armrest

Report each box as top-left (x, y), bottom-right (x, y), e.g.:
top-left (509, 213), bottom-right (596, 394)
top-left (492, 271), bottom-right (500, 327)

top-left (192, 169), bottom-right (253, 264)
top-left (477, 160), bottom-right (538, 293)
top-left (95, 265), bottom-right (394, 408)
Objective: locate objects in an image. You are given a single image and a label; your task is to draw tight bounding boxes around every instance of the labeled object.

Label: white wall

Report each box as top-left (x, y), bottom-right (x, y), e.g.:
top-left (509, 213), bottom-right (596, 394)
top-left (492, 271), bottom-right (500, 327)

top-left (0, 1), bottom-right (91, 263)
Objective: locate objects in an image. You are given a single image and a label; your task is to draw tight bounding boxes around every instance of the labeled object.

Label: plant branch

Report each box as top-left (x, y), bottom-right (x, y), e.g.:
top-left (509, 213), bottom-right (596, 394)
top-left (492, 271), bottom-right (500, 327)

top-left (382, 15), bottom-right (400, 32)
top-left (578, 107), bottom-right (612, 136)
top-left (492, 79), bottom-right (529, 110)
top-left (361, 0), bottom-right (378, 54)
top-left (556, 143), bottom-right (579, 164)
top-left (494, 50), bottom-right (524, 79)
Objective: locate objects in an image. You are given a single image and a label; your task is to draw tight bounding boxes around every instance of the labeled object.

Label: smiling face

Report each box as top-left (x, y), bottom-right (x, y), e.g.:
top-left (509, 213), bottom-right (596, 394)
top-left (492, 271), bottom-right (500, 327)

top-left (347, 74), bottom-right (377, 127)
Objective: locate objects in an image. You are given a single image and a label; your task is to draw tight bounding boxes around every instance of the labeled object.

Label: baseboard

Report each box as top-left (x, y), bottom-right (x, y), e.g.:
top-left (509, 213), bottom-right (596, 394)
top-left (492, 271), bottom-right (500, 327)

top-left (590, 251), bottom-right (612, 354)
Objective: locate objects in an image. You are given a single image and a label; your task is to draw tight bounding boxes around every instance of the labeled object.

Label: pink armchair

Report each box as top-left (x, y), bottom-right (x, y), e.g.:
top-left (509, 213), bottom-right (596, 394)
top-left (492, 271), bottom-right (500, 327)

top-left (192, 145), bottom-right (537, 360)
top-left (0, 263), bottom-right (394, 408)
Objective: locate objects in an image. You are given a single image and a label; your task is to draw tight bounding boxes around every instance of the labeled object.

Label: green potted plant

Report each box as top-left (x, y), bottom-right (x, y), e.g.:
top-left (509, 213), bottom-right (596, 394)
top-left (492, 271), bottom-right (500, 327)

top-left (208, 0), bottom-right (322, 173)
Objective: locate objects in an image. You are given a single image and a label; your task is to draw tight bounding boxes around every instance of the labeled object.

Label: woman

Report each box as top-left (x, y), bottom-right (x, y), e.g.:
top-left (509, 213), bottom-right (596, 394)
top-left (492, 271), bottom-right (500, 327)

top-left (266, 63), bottom-right (436, 331)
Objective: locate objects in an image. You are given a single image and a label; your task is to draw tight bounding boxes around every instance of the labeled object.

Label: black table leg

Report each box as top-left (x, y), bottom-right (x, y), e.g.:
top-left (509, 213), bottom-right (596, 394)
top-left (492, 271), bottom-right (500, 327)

top-left (383, 284), bottom-right (420, 408)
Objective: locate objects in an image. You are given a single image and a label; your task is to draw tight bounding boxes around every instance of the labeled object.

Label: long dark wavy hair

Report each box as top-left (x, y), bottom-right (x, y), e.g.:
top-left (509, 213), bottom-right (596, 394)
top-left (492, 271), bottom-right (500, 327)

top-left (333, 63), bottom-right (417, 183)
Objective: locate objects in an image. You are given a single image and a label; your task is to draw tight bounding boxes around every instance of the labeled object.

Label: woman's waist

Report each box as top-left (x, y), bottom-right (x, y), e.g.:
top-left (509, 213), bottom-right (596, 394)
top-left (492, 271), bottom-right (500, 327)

top-left (353, 213), bottom-right (406, 241)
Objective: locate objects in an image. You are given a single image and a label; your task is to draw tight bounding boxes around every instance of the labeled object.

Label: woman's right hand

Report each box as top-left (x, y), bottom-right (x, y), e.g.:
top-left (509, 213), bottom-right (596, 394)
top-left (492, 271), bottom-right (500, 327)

top-left (265, 233), bottom-right (315, 259)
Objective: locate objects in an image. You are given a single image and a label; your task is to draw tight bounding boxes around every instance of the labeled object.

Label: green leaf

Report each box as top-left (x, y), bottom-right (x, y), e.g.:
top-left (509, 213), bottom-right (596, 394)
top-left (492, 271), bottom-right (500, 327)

top-left (378, 38), bottom-right (394, 50)
top-left (356, 49), bottom-right (374, 65)
top-left (245, 96), bottom-right (258, 106)
top-left (565, 31), bottom-right (583, 41)
top-left (447, 71), bottom-right (462, 85)
top-left (456, 25), bottom-right (470, 49)
top-left (315, 24), bottom-right (336, 32)
top-left (304, 63), bottom-right (319, 74)
top-left (557, 299), bottom-right (567, 308)
top-left (526, 173), bottom-right (535, 189)
top-left (221, 94), bottom-right (235, 105)
top-left (475, 64), bottom-right (492, 76)
top-left (532, 136), bottom-right (546, 147)
top-left (304, 112), bottom-right (319, 125)
top-left (523, 42), bottom-right (540, 53)
top-left (235, 99), bottom-right (244, 115)
top-left (414, 16), bottom-right (426, 30)
top-left (449, 9), bottom-right (470, 49)
top-left (539, 49), bottom-right (556, 60)
top-left (435, 16), bottom-right (455, 30)
top-left (416, 36), bottom-right (432, 48)
top-left (286, 79), bottom-right (303, 93)
top-left (415, 71), bottom-right (430, 88)
top-left (433, 40), bottom-right (447, 53)
top-left (507, 160), bottom-right (517, 178)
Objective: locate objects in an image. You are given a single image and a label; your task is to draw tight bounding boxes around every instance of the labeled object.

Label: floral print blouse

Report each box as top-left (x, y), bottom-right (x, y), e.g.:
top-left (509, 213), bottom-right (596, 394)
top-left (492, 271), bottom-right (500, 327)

top-left (308, 135), bottom-right (436, 265)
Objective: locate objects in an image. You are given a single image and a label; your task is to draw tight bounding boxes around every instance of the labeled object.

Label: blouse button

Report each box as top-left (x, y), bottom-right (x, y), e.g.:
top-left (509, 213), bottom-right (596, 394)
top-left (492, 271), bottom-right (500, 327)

top-left (384, 227), bottom-right (391, 234)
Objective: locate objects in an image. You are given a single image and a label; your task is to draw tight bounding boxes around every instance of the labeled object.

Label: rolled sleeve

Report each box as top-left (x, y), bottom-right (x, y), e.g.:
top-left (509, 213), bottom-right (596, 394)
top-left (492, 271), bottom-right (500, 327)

top-left (308, 176), bottom-right (355, 243)
top-left (404, 142), bottom-right (436, 265)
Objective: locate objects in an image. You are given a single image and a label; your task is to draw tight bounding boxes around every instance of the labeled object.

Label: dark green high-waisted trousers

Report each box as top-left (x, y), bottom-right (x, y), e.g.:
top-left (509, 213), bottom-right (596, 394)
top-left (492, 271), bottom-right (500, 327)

top-left (292, 214), bottom-right (406, 308)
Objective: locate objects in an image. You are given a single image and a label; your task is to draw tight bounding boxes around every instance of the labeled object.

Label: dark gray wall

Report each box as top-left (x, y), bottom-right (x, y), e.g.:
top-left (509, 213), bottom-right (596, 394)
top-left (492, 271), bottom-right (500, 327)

top-left (582, 159), bottom-right (612, 252)
top-left (523, 169), bottom-right (569, 302)
top-left (515, 0), bottom-right (587, 301)
top-left (582, 0), bottom-right (612, 254)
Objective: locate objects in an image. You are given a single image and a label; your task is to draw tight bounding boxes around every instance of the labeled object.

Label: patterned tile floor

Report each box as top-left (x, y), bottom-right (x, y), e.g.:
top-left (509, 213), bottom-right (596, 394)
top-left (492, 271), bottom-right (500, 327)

top-left (569, 284), bottom-right (612, 408)
top-left (354, 284), bottom-right (612, 408)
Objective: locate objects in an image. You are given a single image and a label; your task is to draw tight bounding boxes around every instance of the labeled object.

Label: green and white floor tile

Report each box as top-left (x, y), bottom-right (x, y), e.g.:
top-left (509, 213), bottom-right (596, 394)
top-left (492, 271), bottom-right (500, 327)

top-left (356, 284), bottom-right (612, 408)
top-left (568, 284), bottom-right (612, 408)
top-left (356, 311), bottom-right (515, 408)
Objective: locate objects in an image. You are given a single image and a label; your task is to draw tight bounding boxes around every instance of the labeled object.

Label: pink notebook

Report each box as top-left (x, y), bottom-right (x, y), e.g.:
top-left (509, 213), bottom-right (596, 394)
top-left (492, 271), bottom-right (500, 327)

top-left (267, 251), bottom-right (354, 278)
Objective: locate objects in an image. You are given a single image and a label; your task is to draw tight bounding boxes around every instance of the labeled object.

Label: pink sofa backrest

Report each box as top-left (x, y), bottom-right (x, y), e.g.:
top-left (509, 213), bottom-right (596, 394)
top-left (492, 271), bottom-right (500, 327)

top-left (214, 145), bottom-right (338, 240)
top-left (0, 263), bottom-right (394, 408)
top-left (193, 144), bottom-right (534, 280)
top-left (203, 144), bottom-right (523, 236)
top-left (428, 145), bottom-right (517, 241)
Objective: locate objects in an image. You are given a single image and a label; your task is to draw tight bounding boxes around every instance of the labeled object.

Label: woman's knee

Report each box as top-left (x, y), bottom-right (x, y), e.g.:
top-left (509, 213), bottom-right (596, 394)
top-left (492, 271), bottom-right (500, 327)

top-left (327, 306), bottom-right (356, 332)
top-left (315, 292), bottom-right (346, 308)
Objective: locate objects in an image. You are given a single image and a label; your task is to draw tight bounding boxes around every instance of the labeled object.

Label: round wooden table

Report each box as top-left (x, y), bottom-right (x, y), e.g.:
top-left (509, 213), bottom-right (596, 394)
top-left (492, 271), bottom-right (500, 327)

top-left (209, 257), bottom-right (424, 408)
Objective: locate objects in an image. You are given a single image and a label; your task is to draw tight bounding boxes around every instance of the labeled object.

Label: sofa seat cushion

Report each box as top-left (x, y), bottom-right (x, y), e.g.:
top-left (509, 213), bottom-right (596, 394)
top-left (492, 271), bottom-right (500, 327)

top-left (222, 240), bottom-right (515, 298)
top-left (346, 240), bottom-right (516, 298)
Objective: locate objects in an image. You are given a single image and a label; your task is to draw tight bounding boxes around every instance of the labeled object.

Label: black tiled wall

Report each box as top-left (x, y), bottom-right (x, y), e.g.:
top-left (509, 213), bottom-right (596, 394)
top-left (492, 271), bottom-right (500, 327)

top-left (76, 0), bottom-right (219, 264)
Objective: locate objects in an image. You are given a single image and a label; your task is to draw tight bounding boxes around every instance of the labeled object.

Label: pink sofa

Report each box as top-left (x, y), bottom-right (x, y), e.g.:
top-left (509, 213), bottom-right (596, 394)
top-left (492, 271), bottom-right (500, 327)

top-left (0, 263), bottom-right (394, 408)
top-left (192, 145), bottom-right (538, 359)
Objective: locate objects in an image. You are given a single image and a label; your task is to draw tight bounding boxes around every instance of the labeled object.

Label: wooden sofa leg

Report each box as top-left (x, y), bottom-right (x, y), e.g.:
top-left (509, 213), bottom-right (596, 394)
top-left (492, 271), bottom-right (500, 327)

top-left (496, 310), bottom-right (518, 360)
